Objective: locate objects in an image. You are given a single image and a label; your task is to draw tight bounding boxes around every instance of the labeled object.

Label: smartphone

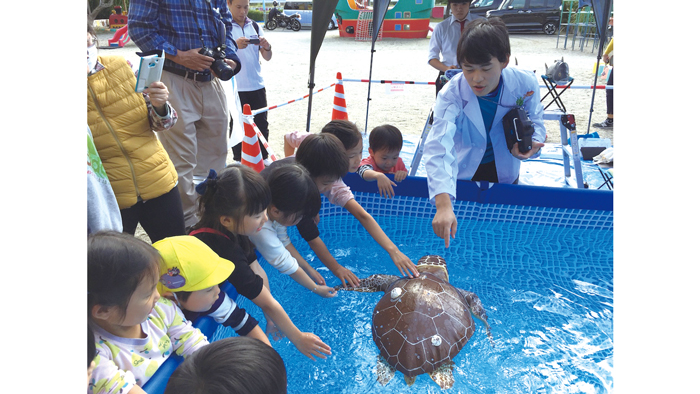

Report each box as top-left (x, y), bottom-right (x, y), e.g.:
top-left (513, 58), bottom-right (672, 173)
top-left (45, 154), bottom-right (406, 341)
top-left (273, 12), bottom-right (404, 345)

top-left (248, 38), bottom-right (260, 45)
top-left (135, 50), bottom-right (165, 93)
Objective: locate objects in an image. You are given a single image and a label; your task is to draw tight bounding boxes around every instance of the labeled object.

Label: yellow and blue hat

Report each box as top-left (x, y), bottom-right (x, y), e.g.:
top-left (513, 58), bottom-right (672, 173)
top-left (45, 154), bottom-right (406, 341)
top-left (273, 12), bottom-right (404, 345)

top-left (152, 236), bottom-right (234, 294)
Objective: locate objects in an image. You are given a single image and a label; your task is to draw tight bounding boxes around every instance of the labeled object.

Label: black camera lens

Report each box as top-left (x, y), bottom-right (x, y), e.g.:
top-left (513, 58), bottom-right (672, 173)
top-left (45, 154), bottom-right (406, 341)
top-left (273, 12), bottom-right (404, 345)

top-left (211, 59), bottom-right (234, 81)
top-left (198, 47), bottom-right (234, 81)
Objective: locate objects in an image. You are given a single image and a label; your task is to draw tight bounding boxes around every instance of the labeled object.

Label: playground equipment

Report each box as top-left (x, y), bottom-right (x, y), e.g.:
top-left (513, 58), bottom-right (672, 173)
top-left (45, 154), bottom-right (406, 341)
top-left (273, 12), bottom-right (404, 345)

top-left (336, 0), bottom-right (434, 39)
top-left (107, 25), bottom-right (130, 47)
top-left (109, 6), bottom-right (127, 29)
top-left (106, 6), bottom-right (130, 48)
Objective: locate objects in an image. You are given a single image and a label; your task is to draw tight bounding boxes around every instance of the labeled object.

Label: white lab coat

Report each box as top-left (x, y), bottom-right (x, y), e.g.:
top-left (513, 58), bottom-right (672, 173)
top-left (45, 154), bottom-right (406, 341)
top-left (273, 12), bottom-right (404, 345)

top-left (424, 67), bottom-right (546, 202)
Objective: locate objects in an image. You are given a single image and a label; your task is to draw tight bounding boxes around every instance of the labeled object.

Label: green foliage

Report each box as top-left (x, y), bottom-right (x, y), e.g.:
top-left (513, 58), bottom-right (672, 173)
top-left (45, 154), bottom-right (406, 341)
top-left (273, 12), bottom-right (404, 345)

top-left (248, 9), bottom-right (264, 22)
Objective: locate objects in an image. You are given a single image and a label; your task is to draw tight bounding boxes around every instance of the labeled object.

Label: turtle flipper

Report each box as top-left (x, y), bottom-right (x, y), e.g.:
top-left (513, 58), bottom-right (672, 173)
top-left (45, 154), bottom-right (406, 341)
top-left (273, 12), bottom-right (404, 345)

top-left (404, 375), bottom-right (416, 386)
top-left (458, 289), bottom-right (494, 346)
top-left (334, 274), bottom-right (400, 292)
top-left (376, 355), bottom-right (396, 385)
top-left (429, 361), bottom-right (455, 389)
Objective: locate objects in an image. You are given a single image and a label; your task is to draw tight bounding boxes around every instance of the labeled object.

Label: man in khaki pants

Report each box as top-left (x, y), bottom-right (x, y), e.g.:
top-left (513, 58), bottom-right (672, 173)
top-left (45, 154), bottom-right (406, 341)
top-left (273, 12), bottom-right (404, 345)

top-left (129, 0), bottom-right (241, 228)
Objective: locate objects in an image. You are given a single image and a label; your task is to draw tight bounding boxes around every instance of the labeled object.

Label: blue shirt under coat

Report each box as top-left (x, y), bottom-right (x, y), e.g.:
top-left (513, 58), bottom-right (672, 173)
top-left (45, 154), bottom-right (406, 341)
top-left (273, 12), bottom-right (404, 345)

top-left (424, 67), bottom-right (546, 202)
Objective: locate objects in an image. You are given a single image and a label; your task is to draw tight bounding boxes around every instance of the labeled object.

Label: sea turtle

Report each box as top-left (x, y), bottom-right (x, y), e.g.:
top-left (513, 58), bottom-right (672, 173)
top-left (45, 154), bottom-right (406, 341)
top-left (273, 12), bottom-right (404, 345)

top-left (336, 255), bottom-right (492, 389)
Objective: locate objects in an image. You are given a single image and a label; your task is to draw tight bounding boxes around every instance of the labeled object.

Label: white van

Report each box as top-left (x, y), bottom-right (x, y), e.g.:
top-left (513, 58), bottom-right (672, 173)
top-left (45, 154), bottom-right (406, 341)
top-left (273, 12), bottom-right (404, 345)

top-left (282, 0), bottom-right (338, 30)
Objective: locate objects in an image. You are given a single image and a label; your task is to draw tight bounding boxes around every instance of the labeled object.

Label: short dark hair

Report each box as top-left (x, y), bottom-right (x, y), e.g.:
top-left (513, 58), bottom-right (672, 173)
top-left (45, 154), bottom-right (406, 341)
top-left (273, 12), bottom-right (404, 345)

top-left (320, 120), bottom-right (362, 150)
top-left (164, 336), bottom-right (287, 394)
top-left (88, 231), bottom-right (161, 322)
top-left (296, 133), bottom-right (348, 180)
top-left (266, 164), bottom-right (321, 220)
top-left (194, 164), bottom-right (271, 233)
top-left (369, 124), bottom-right (403, 153)
top-left (457, 18), bottom-right (510, 65)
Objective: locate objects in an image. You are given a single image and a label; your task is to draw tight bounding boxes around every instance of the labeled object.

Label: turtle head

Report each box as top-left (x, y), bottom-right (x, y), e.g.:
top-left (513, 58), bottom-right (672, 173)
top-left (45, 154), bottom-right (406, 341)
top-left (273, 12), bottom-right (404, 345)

top-left (416, 255), bottom-right (449, 282)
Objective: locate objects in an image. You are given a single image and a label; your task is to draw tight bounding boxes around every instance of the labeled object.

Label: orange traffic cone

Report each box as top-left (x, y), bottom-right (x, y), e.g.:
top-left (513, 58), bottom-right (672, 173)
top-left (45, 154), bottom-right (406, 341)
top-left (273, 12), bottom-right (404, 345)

top-left (332, 72), bottom-right (348, 120)
top-left (241, 104), bottom-right (264, 173)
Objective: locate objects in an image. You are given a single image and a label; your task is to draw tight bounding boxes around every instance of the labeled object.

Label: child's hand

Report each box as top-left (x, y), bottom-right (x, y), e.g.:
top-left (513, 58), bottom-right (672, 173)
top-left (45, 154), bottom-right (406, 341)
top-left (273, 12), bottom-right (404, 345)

top-left (376, 174), bottom-right (397, 199)
top-left (292, 332), bottom-right (332, 361)
top-left (312, 285), bottom-right (338, 298)
top-left (390, 249), bottom-right (419, 278)
top-left (265, 317), bottom-right (286, 341)
top-left (303, 266), bottom-right (326, 286)
top-left (331, 265), bottom-right (360, 288)
top-left (394, 170), bottom-right (408, 182)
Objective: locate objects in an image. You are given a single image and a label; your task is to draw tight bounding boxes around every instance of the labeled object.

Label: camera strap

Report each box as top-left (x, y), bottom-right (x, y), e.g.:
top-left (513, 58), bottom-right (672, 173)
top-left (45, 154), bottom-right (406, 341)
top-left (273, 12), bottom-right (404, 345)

top-left (189, 0), bottom-right (227, 49)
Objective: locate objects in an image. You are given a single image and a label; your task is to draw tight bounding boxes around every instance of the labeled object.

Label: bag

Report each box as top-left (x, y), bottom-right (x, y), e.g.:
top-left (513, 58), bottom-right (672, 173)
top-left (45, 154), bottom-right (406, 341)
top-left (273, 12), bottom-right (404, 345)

top-left (502, 107), bottom-right (535, 154)
top-left (545, 57), bottom-right (569, 83)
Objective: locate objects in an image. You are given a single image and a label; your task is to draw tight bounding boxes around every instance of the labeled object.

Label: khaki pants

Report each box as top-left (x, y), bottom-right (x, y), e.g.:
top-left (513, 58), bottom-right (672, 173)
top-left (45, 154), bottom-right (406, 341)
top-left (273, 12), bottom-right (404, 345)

top-left (159, 70), bottom-right (229, 227)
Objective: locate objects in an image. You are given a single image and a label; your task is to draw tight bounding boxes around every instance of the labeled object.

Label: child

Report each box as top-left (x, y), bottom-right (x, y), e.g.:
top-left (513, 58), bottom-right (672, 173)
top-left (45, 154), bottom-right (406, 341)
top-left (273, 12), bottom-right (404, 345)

top-left (250, 164), bottom-right (337, 297)
top-left (190, 163), bottom-right (332, 360)
top-left (279, 126), bottom-right (419, 285)
top-left (424, 18), bottom-right (545, 248)
top-left (88, 231), bottom-right (209, 394)
top-left (152, 235), bottom-right (271, 346)
top-left (164, 336), bottom-right (287, 394)
top-left (357, 124), bottom-right (409, 199)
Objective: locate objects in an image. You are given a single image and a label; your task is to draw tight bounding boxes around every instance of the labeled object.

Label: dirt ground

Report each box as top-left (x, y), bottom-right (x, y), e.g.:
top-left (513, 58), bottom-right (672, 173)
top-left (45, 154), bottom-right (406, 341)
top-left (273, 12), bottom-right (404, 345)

top-left (95, 24), bottom-right (611, 242)
top-left (96, 24), bottom-right (611, 158)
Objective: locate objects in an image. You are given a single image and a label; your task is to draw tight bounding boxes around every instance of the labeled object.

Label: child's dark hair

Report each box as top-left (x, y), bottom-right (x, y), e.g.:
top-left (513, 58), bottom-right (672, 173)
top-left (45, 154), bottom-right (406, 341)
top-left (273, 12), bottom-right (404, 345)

top-left (88, 325), bottom-right (96, 368)
top-left (457, 18), bottom-right (510, 66)
top-left (194, 164), bottom-right (271, 233)
top-left (164, 336), bottom-right (287, 394)
top-left (369, 124), bottom-right (403, 153)
top-left (296, 133), bottom-right (348, 180)
top-left (265, 164), bottom-right (321, 221)
top-left (320, 120), bottom-right (362, 150)
top-left (88, 231), bottom-right (161, 321)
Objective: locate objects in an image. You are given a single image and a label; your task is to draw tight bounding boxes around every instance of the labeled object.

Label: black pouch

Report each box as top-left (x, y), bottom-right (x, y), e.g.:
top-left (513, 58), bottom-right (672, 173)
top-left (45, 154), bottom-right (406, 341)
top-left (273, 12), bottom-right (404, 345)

top-left (503, 107), bottom-right (535, 154)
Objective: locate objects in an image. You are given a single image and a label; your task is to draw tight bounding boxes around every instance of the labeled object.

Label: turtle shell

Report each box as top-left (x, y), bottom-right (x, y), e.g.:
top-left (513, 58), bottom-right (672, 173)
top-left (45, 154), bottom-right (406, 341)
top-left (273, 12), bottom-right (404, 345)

top-left (371, 272), bottom-right (475, 377)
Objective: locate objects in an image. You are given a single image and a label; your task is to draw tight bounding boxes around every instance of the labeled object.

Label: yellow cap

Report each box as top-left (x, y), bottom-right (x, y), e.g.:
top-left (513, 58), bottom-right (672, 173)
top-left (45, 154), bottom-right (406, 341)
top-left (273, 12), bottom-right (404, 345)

top-left (152, 236), bottom-right (234, 294)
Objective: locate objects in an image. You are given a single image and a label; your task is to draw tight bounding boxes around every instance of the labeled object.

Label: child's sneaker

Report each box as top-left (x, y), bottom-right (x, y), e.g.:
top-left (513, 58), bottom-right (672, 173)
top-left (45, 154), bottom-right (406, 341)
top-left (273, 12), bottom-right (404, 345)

top-left (594, 118), bottom-right (613, 129)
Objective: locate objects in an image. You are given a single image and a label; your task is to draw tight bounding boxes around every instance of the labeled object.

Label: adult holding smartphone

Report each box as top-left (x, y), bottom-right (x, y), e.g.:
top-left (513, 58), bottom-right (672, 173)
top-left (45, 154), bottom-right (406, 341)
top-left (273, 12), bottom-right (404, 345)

top-left (229, 0), bottom-right (274, 166)
top-left (87, 24), bottom-right (185, 243)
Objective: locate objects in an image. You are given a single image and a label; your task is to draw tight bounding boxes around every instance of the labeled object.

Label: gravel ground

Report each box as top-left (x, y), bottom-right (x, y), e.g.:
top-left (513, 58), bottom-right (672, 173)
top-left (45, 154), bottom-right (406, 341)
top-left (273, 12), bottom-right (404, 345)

top-left (94, 24), bottom-right (611, 243)
top-left (95, 24), bottom-right (612, 160)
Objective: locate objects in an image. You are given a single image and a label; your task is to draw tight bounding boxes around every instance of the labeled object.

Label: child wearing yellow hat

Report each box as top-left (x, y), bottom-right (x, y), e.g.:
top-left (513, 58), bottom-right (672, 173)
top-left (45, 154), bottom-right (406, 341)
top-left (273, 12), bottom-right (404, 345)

top-left (153, 236), bottom-right (270, 345)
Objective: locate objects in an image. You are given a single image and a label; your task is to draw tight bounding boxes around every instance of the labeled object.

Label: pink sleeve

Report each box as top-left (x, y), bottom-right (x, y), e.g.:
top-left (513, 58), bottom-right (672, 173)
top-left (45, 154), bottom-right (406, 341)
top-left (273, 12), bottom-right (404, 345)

top-left (284, 131), bottom-right (311, 149)
top-left (360, 156), bottom-right (374, 167)
top-left (325, 179), bottom-right (354, 207)
top-left (396, 158), bottom-right (408, 172)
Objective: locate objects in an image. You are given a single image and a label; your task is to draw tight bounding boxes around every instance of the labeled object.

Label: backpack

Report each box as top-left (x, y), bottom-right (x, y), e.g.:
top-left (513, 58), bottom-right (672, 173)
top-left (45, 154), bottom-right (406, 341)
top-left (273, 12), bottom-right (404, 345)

top-left (545, 58), bottom-right (569, 83)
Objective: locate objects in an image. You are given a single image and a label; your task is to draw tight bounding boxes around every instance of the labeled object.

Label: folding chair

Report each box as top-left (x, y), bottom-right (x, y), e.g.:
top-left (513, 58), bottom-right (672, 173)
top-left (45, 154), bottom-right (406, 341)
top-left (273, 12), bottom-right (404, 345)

top-left (540, 75), bottom-right (574, 112)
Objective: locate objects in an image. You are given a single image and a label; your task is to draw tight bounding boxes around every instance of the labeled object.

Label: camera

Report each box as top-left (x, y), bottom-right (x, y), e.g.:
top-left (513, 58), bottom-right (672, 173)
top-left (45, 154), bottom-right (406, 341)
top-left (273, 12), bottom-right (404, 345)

top-left (199, 45), bottom-right (234, 81)
top-left (502, 107), bottom-right (535, 154)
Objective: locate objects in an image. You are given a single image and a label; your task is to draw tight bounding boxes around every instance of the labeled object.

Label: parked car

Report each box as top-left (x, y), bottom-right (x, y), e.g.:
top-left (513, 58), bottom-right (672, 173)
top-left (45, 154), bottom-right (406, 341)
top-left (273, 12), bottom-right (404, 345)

top-left (487, 0), bottom-right (562, 35)
top-left (282, 0), bottom-right (339, 30)
top-left (469, 0), bottom-right (505, 18)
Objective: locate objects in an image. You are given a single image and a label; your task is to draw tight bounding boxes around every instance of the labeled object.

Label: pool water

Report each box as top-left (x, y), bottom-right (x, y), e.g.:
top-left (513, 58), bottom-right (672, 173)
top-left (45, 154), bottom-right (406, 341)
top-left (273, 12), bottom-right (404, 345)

top-left (213, 207), bottom-right (613, 393)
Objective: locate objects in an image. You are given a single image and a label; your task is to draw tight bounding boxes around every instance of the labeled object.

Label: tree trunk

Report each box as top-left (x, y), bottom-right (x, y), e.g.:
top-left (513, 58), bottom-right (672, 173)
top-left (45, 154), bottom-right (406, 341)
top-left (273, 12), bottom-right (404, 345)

top-left (87, 0), bottom-right (115, 25)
